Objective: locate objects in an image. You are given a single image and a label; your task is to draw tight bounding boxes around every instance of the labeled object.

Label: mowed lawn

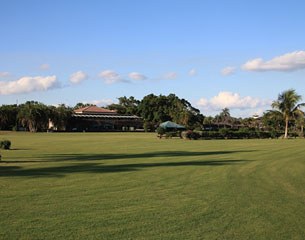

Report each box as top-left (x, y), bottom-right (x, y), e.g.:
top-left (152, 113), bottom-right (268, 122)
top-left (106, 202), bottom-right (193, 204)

top-left (0, 132), bottom-right (304, 239)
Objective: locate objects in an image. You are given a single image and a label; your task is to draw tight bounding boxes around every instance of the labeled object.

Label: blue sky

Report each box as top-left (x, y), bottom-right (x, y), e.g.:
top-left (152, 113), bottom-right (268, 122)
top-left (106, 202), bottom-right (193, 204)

top-left (1, 0), bottom-right (305, 117)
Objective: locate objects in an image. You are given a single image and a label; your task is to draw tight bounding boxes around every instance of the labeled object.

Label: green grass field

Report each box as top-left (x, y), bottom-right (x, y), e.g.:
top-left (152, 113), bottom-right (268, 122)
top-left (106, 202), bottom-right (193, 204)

top-left (0, 132), bottom-right (304, 239)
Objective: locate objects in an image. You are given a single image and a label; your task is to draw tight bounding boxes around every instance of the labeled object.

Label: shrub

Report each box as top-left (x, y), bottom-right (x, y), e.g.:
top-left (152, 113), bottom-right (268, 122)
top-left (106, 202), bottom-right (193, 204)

top-left (219, 128), bottom-right (232, 139)
top-left (164, 131), bottom-right (182, 139)
top-left (0, 140), bottom-right (11, 150)
top-left (181, 130), bottom-right (201, 140)
top-left (237, 128), bottom-right (250, 139)
top-left (270, 130), bottom-right (280, 139)
top-left (165, 132), bottom-right (175, 138)
top-left (156, 127), bottom-right (166, 138)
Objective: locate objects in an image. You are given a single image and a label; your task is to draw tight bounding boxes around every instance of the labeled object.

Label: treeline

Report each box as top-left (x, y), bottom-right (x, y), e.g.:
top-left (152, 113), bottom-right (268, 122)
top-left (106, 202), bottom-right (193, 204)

top-left (108, 94), bottom-right (204, 131)
top-left (0, 101), bottom-right (72, 132)
top-left (0, 94), bottom-right (204, 132)
top-left (0, 90), bottom-right (304, 138)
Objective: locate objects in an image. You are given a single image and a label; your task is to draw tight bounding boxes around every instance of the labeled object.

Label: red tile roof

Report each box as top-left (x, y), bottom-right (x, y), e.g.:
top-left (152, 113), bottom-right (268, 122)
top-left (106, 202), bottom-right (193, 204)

top-left (74, 106), bottom-right (117, 114)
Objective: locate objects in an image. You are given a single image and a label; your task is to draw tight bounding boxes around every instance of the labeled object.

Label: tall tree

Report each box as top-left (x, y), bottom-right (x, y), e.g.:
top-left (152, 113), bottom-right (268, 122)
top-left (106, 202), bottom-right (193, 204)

top-left (271, 89), bottom-right (305, 138)
top-left (262, 110), bottom-right (284, 135)
top-left (138, 93), bottom-right (203, 131)
top-left (49, 104), bottom-right (72, 131)
top-left (108, 96), bottom-right (140, 115)
top-left (17, 101), bottom-right (49, 132)
top-left (0, 104), bottom-right (18, 130)
top-left (220, 108), bottom-right (232, 128)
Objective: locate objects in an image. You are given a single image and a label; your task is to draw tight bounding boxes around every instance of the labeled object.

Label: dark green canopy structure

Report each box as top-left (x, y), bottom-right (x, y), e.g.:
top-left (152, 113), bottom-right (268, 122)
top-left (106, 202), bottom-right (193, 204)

top-left (159, 121), bottom-right (186, 130)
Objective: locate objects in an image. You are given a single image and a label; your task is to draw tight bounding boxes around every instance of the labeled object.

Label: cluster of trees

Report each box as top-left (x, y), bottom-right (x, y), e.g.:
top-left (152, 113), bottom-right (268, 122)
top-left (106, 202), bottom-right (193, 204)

top-left (203, 89), bottom-right (305, 138)
top-left (0, 101), bottom-right (72, 132)
top-left (0, 90), bottom-right (304, 138)
top-left (0, 94), bottom-right (203, 132)
top-left (107, 94), bottom-right (204, 131)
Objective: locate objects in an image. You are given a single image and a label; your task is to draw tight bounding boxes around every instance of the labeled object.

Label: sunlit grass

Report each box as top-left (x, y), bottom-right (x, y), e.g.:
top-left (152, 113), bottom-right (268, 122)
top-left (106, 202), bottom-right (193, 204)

top-left (0, 132), bottom-right (304, 239)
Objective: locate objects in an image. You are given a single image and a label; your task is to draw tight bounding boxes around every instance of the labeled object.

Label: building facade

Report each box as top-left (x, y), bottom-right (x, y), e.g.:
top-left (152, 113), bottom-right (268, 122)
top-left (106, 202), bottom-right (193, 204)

top-left (67, 106), bottom-right (143, 132)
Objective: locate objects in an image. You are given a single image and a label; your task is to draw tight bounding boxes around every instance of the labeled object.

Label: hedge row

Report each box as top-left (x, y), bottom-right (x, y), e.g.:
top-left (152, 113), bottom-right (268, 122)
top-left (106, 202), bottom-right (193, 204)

top-left (180, 129), bottom-right (284, 140)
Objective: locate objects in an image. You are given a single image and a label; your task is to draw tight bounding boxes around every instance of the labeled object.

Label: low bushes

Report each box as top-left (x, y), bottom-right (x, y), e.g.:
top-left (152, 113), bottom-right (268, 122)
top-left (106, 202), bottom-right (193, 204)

top-left (156, 127), bottom-right (166, 138)
top-left (183, 129), bottom-right (282, 140)
top-left (201, 129), bottom-right (281, 139)
top-left (165, 131), bottom-right (181, 138)
top-left (0, 140), bottom-right (11, 149)
top-left (158, 127), bottom-right (284, 140)
top-left (181, 130), bottom-right (201, 140)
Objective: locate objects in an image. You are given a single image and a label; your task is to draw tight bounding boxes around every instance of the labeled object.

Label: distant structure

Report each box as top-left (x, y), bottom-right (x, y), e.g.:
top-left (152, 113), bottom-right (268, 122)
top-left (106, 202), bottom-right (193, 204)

top-left (67, 106), bottom-right (143, 132)
top-left (159, 121), bottom-right (186, 130)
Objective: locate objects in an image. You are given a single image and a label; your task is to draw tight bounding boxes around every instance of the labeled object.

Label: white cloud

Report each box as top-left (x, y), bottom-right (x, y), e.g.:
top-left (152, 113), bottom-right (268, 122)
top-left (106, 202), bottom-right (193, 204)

top-left (128, 72), bottom-right (147, 81)
top-left (40, 63), bottom-right (50, 70)
top-left (69, 71), bottom-right (88, 84)
top-left (197, 91), bottom-right (270, 111)
top-left (99, 70), bottom-right (128, 84)
top-left (89, 99), bottom-right (115, 106)
top-left (242, 50), bottom-right (305, 72)
top-left (0, 72), bottom-right (10, 77)
top-left (221, 66), bottom-right (236, 76)
top-left (0, 75), bottom-right (59, 95)
top-left (188, 68), bottom-right (197, 76)
top-left (163, 72), bottom-right (177, 80)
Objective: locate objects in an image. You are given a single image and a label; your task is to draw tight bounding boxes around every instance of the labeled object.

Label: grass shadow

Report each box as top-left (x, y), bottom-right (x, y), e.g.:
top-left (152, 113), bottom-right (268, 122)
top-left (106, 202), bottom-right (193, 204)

top-left (38, 150), bottom-right (255, 162)
top-left (0, 158), bottom-right (251, 178)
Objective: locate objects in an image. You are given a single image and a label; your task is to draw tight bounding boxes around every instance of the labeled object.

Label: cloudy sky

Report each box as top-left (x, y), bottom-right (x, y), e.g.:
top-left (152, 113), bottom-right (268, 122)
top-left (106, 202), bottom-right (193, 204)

top-left (1, 0), bottom-right (305, 117)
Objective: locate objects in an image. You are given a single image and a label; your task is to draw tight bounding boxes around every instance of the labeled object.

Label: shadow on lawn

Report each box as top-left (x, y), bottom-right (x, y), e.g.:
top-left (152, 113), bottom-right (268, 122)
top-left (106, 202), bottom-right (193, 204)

top-left (39, 150), bottom-right (255, 162)
top-left (0, 157), bottom-right (251, 178)
top-left (1, 150), bottom-right (253, 164)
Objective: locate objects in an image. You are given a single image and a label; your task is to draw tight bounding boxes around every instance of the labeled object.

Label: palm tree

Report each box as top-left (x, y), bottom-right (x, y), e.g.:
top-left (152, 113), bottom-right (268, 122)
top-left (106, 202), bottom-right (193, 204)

top-left (272, 89), bottom-right (305, 138)
top-left (219, 108), bottom-right (232, 128)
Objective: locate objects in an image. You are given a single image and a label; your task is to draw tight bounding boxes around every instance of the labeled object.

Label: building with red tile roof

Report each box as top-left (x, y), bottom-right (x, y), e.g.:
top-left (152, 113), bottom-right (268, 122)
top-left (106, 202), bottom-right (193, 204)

top-left (67, 106), bottom-right (143, 132)
top-left (74, 106), bottom-right (117, 114)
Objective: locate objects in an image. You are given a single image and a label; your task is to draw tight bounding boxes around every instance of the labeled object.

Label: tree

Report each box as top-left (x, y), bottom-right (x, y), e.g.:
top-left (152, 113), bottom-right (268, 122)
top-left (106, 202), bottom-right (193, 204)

top-left (0, 104), bottom-right (18, 130)
top-left (213, 108), bottom-right (233, 129)
top-left (203, 116), bottom-right (213, 129)
top-left (49, 104), bottom-right (72, 131)
top-left (17, 101), bottom-right (49, 132)
top-left (293, 109), bottom-right (305, 137)
top-left (73, 103), bottom-right (94, 110)
top-left (219, 108), bottom-right (232, 128)
top-left (107, 96), bottom-right (140, 115)
top-left (138, 93), bottom-right (204, 131)
top-left (138, 94), bottom-right (169, 130)
top-left (271, 89), bottom-right (305, 138)
top-left (262, 110), bottom-right (284, 137)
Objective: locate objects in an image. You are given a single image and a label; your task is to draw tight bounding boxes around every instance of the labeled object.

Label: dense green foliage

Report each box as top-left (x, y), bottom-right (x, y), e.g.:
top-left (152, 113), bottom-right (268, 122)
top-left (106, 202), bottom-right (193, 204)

top-left (0, 104), bottom-right (18, 131)
top-left (272, 89), bottom-right (305, 138)
top-left (48, 104), bottom-right (72, 131)
top-left (0, 132), bottom-right (304, 239)
top-left (108, 96), bottom-right (140, 115)
top-left (181, 130), bottom-right (201, 140)
top-left (108, 94), bottom-right (204, 130)
top-left (156, 126), bottom-right (166, 138)
top-left (0, 102), bottom-right (72, 132)
top-left (0, 139), bottom-right (11, 149)
top-left (17, 101), bottom-right (50, 132)
top-left (0, 90), bottom-right (304, 136)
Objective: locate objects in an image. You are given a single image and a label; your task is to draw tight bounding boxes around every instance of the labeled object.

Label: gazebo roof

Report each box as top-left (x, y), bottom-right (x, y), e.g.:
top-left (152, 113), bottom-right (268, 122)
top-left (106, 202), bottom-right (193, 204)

top-left (160, 121), bottom-right (185, 129)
